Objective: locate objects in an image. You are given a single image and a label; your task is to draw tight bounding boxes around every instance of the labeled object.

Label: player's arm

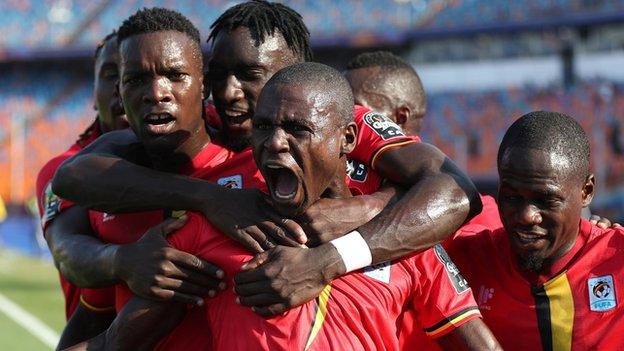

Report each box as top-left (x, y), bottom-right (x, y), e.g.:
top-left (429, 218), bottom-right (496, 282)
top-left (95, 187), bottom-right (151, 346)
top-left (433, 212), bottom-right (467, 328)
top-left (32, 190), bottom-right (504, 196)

top-left (47, 208), bottom-right (222, 305)
top-left (361, 141), bottom-right (481, 261)
top-left (52, 130), bottom-right (306, 253)
top-left (57, 304), bottom-right (116, 350)
top-left (436, 319), bottom-right (502, 351)
top-left (63, 298), bottom-right (187, 351)
top-left (234, 143), bottom-right (481, 315)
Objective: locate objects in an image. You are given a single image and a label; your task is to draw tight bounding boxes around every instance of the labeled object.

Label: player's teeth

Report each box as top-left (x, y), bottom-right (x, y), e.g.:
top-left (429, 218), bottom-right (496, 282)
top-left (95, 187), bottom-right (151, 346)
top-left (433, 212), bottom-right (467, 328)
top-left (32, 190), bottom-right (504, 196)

top-left (267, 165), bottom-right (282, 169)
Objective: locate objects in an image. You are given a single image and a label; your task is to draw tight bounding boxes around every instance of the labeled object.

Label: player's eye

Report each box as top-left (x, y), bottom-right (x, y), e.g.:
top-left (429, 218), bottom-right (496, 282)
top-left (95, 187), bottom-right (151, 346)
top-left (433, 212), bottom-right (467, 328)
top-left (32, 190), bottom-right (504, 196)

top-left (283, 122), bottom-right (311, 134)
top-left (167, 72), bottom-right (185, 81)
top-left (123, 75), bottom-right (143, 86)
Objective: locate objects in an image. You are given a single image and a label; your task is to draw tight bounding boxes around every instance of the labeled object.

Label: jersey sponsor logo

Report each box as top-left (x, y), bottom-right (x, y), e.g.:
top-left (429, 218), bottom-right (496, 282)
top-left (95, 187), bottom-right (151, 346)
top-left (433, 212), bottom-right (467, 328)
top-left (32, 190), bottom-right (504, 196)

top-left (217, 175), bottom-right (243, 189)
top-left (588, 275), bottom-right (616, 312)
top-left (363, 261), bottom-right (391, 283)
top-left (363, 112), bottom-right (405, 140)
top-left (477, 286), bottom-right (494, 311)
top-left (102, 213), bottom-right (115, 222)
top-left (346, 160), bottom-right (368, 182)
top-left (434, 244), bottom-right (470, 294)
top-left (41, 183), bottom-right (61, 226)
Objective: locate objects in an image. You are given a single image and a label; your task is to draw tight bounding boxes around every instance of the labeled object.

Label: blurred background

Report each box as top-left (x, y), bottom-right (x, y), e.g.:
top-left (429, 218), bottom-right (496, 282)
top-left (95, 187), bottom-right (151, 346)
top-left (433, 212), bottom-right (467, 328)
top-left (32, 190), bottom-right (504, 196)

top-left (0, 1), bottom-right (623, 349)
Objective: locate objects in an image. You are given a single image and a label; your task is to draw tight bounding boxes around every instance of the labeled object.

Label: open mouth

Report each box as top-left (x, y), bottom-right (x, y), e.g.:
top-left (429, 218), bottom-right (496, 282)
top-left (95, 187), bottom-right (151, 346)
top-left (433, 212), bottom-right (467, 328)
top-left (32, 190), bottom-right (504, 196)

top-left (513, 231), bottom-right (548, 246)
top-left (264, 164), bottom-right (299, 202)
top-left (223, 110), bottom-right (252, 126)
top-left (143, 113), bottom-right (176, 135)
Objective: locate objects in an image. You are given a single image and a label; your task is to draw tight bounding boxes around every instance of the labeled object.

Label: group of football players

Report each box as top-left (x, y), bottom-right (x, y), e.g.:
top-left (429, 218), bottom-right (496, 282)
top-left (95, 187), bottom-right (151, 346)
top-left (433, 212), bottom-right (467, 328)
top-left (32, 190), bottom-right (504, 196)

top-left (35, 1), bottom-right (624, 350)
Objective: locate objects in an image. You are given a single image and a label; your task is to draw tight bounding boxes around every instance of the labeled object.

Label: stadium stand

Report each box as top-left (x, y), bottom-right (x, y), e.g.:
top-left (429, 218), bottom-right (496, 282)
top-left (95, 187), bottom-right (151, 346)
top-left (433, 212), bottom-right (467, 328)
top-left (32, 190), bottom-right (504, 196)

top-left (1, 0), bottom-right (624, 50)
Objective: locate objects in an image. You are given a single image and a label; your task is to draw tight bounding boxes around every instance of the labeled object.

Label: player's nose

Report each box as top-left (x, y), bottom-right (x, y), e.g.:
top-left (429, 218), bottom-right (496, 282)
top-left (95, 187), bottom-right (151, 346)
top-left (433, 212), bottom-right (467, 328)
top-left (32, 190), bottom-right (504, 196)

top-left (265, 128), bottom-right (289, 154)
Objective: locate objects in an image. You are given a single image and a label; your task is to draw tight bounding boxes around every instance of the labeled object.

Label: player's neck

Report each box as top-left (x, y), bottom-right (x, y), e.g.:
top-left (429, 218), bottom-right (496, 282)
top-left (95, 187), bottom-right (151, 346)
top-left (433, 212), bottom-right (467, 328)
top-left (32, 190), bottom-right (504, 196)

top-left (149, 124), bottom-right (212, 172)
top-left (321, 162), bottom-right (352, 200)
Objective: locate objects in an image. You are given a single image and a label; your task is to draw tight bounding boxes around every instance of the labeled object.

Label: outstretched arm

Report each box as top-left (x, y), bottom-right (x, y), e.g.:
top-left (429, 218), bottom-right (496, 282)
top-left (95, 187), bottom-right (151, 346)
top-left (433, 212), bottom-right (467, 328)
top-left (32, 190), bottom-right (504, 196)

top-left (360, 142), bottom-right (481, 262)
top-left (52, 130), bottom-right (305, 253)
top-left (235, 142), bottom-right (481, 316)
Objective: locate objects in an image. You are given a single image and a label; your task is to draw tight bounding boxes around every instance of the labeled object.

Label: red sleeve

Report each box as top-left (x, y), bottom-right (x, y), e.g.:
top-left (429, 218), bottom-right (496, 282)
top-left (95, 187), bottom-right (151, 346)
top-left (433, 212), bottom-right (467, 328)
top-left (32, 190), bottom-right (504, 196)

top-left (79, 287), bottom-right (116, 314)
top-left (346, 161), bottom-right (383, 196)
top-left (37, 150), bottom-right (79, 231)
top-left (348, 105), bottom-right (420, 171)
top-left (410, 245), bottom-right (481, 339)
top-left (466, 195), bottom-right (503, 229)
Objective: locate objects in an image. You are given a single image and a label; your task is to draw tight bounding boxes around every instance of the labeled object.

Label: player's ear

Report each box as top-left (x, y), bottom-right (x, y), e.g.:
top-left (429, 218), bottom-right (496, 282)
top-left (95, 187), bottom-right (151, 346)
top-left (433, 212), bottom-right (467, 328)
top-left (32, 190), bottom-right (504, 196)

top-left (581, 173), bottom-right (595, 207)
top-left (395, 105), bottom-right (411, 128)
top-left (341, 121), bottom-right (358, 155)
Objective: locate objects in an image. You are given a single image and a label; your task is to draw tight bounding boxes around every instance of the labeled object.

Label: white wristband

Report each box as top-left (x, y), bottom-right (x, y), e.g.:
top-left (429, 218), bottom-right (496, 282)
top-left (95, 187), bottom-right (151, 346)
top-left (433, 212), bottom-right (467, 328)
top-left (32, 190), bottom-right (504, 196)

top-left (329, 230), bottom-right (372, 273)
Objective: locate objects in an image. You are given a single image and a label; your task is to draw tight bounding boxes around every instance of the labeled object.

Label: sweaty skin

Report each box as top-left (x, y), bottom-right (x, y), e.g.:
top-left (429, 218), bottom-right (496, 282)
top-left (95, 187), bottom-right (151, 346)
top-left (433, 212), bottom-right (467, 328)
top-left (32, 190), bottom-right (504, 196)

top-left (69, 68), bottom-right (499, 351)
top-left (50, 30), bottom-right (226, 350)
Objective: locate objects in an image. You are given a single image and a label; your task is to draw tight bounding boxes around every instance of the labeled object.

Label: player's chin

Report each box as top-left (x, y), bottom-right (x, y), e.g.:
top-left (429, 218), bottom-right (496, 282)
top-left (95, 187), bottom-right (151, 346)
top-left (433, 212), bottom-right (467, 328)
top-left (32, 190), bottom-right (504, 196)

top-left (140, 128), bottom-right (189, 152)
top-left (272, 188), bottom-right (307, 218)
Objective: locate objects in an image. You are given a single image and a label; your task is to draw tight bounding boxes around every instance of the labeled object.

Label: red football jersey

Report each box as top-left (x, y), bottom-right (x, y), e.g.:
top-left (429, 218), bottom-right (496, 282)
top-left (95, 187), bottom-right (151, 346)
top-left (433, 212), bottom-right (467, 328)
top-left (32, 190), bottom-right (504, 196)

top-left (349, 105), bottom-right (421, 170)
top-left (466, 195), bottom-right (502, 228)
top-left (445, 219), bottom-right (624, 351)
top-left (35, 120), bottom-right (101, 320)
top-left (136, 169), bottom-right (480, 350)
top-left (82, 144), bottom-right (265, 311)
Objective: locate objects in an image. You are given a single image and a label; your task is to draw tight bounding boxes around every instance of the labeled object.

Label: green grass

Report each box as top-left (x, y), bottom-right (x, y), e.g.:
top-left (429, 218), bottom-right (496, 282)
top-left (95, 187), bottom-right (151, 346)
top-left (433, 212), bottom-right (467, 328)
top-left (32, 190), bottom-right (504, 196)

top-left (0, 249), bottom-right (65, 350)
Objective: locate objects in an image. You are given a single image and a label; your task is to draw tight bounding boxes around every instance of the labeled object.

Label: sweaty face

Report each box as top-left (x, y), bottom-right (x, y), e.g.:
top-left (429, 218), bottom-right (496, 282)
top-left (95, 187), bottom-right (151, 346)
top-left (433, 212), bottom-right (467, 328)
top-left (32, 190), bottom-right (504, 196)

top-left (94, 37), bottom-right (128, 132)
top-left (345, 66), bottom-right (394, 120)
top-left (252, 83), bottom-right (346, 217)
top-left (208, 27), bottom-right (300, 150)
top-left (498, 147), bottom-right (594, 272)
top-left (119, 31), bottom-right (204, 153)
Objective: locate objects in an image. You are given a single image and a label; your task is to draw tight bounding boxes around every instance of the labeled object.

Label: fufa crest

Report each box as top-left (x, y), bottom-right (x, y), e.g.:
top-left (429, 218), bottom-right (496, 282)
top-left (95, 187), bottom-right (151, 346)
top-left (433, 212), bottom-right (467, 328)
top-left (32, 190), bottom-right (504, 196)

top-left (217, 175), bottom-right (243, 189)
top-left (588, 275), bottom-right (616, 312)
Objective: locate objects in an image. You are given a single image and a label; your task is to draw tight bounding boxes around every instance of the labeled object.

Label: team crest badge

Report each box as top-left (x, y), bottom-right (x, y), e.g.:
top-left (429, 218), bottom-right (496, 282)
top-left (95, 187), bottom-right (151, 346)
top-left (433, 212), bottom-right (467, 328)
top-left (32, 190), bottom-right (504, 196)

top-left (217, 175), bottom-right (243, 189)
top-left (363, 112), bottom-right (405, 140)
top-left (588, 275), bottom-right (616, 312)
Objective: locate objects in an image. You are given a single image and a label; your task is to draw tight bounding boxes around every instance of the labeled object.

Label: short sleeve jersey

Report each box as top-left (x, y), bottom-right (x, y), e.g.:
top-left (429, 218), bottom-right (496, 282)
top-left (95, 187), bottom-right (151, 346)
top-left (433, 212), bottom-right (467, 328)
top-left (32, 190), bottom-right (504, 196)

top-left (142, 169), bottom-right (480, 351)
top-left (35, 120), bottom-right (101, 319)
top-left (445, 220), bottom-right (624, 351)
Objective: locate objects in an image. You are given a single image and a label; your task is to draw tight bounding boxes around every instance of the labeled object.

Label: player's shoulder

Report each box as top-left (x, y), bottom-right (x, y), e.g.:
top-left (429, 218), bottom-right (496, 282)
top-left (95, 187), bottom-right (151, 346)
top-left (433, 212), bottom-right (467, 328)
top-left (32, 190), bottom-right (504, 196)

top-left (585, 219), bottom-right (624, 247)
top-left (36, 147), bottom-right (79, 194)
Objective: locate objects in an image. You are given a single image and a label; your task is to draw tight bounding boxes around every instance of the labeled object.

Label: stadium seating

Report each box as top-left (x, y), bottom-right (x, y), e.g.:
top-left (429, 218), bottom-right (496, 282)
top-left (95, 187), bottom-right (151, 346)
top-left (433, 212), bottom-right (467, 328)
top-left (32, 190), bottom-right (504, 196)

top-left (0, 68), bottom-right (622, 203)
top-left (421, 80), bottom-right (624, 191)
top-left (1, 0), bottom-right (623, 50)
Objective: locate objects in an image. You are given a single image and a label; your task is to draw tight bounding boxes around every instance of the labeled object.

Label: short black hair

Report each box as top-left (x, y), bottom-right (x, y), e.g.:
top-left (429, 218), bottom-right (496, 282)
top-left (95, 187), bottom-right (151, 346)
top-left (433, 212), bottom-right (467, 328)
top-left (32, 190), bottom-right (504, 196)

top-left (264, 62), bottom-right (353, 126)
top-left (117, 7), bottom-right (201, 48)
top-left (498, 111), bottom-right (590, 178)
top-left (94, 30), bottom-right (117, 59)
top-left (208, 0), bottom-right (312, 61)
top-left (346, 51), bottom-right (426, 117)
top-left (346, 50), bottom-right (412, 71)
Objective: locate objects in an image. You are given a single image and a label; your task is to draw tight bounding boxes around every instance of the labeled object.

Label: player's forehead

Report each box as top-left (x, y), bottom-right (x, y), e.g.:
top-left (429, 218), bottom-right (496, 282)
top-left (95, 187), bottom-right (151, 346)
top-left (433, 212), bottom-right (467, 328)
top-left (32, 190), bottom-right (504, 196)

top-left (210, 26), bottom-right (296, 68)
top-left (119, 31), bottom-right (199, 71)
top-left (96, 38), bottom-right (120, 66)
top-left (499, 147), bottom-right (574, 190)
top-left (258, 83), bottom-right (333, 126)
